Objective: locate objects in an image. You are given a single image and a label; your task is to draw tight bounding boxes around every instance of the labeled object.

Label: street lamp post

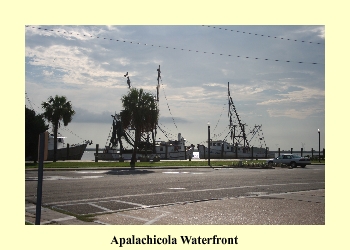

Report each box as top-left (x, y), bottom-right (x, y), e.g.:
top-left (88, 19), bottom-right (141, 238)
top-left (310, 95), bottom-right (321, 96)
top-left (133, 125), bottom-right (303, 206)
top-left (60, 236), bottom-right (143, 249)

top-left (318, 129), bottom-right (320, 163)
top-left (208, 122), bottom-right (210, 166)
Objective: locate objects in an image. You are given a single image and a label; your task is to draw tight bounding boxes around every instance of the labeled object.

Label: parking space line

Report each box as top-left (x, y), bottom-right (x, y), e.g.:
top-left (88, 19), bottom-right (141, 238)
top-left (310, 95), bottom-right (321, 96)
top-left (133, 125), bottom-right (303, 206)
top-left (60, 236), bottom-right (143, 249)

top-left (88, 203), bottom-right (113, 212)
top-left (144, 212), bottom-right (171, 225)
top-left (118, 214), bottom-right (150, 222)
top-left (111, 199), bottom-right (148, 208)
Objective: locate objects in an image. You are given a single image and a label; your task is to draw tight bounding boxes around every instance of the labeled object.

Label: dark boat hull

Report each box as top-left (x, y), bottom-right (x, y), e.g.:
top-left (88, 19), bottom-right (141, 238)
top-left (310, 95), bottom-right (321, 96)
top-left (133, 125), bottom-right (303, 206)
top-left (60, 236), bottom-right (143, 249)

top-left (47, 144), bottom-right (87, 161)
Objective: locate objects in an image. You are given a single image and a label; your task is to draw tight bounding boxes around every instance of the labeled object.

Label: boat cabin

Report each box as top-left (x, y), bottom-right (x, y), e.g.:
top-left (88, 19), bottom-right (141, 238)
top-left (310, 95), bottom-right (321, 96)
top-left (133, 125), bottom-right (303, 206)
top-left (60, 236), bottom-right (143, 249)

top-left (207, 140), bottom-right (251, 153)
top-left (47, 133), bottom-right (66, 150)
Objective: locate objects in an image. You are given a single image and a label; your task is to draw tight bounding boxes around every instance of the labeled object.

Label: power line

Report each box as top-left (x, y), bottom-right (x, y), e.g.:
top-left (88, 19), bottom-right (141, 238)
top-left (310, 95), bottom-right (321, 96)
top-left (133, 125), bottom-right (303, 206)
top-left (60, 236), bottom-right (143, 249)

top-left (25, 92), bottom-right (35, 111)
top-left (202, 25), bottom-right (324, 45)
top-left (25, 92), bottom-right (43, 113)
top-left (25, 25), bottom-right (323, 66)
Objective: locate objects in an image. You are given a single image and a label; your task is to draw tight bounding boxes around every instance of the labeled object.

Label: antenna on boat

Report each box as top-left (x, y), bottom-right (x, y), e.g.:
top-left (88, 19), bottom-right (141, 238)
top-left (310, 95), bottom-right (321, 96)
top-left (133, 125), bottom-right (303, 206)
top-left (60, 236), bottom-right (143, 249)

top-left (153, 65), bottom-right (161, 151)
top-left (156, 65), bottom-right (161, 102)
top-left (124, 72), bottom-right (131, 89)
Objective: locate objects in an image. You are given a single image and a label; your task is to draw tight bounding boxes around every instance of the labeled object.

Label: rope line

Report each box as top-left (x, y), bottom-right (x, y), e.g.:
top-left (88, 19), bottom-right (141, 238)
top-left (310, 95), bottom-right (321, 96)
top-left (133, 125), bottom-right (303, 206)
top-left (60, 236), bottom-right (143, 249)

top-left (160, 81), bottom-right (178, 131)
top-left (212, 103), bottom-right (226, 134)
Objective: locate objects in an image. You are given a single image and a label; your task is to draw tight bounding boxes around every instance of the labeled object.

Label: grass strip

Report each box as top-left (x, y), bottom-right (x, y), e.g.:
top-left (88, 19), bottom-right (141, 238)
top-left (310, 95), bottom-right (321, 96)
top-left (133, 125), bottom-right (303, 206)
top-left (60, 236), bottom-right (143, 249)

top-left (25, 159), bottom-right (324, 169)
top-left (25, 160), bottom-right (234, 169)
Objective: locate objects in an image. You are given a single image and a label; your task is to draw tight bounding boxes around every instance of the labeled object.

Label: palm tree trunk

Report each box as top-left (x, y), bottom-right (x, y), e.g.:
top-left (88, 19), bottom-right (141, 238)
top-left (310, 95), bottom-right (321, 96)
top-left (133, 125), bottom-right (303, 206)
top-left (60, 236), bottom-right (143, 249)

top-left (53, 122), bottom-right (58, 162)
top-left (152, 130), bottom-right (155, 153)
top-left (130, 128), bottom-right (139, 169)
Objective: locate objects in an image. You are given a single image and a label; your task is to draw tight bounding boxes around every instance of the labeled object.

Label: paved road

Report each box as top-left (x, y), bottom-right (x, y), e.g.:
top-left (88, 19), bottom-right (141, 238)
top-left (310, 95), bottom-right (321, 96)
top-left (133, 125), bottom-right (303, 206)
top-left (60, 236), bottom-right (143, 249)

top-left (25, 164), bottom-right (325, 225)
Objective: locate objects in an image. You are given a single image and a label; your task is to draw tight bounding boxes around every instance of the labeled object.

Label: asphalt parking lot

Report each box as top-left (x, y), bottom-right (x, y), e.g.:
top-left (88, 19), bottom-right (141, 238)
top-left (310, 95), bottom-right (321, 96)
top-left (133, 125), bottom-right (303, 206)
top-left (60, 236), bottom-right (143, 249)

top-left (25, 165), bottom-right (325, 225)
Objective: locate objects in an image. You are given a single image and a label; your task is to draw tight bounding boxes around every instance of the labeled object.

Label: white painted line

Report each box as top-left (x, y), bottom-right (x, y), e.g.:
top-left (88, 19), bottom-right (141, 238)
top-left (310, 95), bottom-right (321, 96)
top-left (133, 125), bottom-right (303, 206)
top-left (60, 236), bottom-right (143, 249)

top-left (144, 212), bottom-right (171, 225)
top-left (88, 203), bottom-right (113, 212)
top-left (51, 216), bottom-right (76, 222)
top-left (162, 171), bottom-right (203, 175)
top-left (118, 213), bottom-right (149, 222)
top-left (26, 175), bottom-right (104, 181)
top-left (76, 171), bottom-right (109, 174)
top-left (81, 176), bottom-right (104, 179)
top-left (94, 220), bottom-right (110, 225)
top-left (111, 200), bottom-right (148, 208)
top-left (41, 216), bottom-right (76, 224)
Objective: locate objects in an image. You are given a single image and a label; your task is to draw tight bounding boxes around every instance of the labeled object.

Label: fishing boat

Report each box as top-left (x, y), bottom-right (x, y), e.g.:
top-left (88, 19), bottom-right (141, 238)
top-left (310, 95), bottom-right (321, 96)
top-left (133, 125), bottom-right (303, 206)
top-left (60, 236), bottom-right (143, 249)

top-left (197, 82), bottom-right (273, 159)
top-left (95, 65), bottom-right (193, 161)
top-left (96, 124), bottom-right (191, 161)
top-left (198, 140), bottom-right (270, 159)
top-left (46, 132), bottom-right (90, 161)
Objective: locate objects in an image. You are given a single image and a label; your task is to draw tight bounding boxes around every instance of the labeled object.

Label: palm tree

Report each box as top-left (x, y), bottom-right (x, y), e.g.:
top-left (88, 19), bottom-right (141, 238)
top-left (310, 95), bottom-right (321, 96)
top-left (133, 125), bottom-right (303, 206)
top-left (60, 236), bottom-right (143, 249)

top-left (120, 88), bottom-right (159, 168)
top-left (41, 95), bottom-right (75, 162)
top-left (25, 106), bottom-right (49, 162)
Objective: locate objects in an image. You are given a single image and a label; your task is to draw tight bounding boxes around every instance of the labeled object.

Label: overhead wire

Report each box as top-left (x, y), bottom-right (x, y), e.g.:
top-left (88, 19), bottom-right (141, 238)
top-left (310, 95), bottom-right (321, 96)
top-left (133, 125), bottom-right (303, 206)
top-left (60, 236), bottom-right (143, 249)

top-left (202, 25), bottom-right (324, 45)
top-left (25, 25), bottom-right (323, 65)
top-left (25, 92), bottom-right (43, 113)
top-left (25, 92), bottom-right (35, 111)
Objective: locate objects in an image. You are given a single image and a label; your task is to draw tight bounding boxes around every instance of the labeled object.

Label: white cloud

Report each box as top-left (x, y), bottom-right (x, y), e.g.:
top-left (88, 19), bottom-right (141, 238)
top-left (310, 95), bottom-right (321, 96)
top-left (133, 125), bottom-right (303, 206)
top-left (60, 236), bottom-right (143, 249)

top-left (257, 86), bottom-right (324, 105)
top-left (293, 26), bottom-right (325, 40)
top-left (308, 26), bottom-right (325, 39)
top-left (42, 70), bottom-right (54, 76)
top-left (115, 57), bottom-right (130, 66)
top-left (203, 83), bottom-right (226, 88)
top-left (267, 107), bottom-right (321, 119)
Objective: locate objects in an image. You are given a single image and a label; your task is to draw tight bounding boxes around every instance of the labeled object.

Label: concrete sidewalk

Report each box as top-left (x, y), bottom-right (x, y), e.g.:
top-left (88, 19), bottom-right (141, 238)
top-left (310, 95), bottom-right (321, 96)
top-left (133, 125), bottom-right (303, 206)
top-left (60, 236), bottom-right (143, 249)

top-left (25, 189), bottom-right (325, 225)
top-left (25, 201), bottom-right (96, 225)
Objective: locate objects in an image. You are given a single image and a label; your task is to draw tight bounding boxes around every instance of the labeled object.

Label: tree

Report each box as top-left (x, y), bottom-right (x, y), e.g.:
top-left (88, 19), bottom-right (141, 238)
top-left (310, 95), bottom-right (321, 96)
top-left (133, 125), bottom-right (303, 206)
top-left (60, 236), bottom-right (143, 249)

top-left (25, 106), bottom-right (49, 163)
top-left (41, 95), bottom-right (75, 162)
top-left (120, 88), bottom-right (159, 168)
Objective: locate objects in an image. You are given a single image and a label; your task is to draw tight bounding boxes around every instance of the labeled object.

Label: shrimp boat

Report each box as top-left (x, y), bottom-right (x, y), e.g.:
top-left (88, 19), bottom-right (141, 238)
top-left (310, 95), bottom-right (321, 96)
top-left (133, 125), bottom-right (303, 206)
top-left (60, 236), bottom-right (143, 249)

top-left (45, 132), bottom-right (90, 161)
top-left (95, 65), bottom-right (193, 161)
top-left (197, 82), bottom-right (273, 159)
top-left (198, 140), bottom-right (269, 159)
top-left (96, 116), bottom-right (190, 161)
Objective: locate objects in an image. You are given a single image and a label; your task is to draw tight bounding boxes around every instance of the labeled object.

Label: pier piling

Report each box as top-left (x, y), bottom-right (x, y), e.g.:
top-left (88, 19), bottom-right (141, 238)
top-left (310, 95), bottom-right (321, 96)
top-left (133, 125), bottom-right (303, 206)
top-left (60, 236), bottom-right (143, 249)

top-left (95, 144), bottom-right (99, 162)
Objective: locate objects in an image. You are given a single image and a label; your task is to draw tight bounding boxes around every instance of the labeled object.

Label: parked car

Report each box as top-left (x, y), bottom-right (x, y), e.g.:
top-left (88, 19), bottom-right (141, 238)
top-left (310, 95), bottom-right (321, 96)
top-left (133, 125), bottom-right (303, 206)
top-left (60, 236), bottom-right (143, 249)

top-left (266, 154), bottom-right (311, 168)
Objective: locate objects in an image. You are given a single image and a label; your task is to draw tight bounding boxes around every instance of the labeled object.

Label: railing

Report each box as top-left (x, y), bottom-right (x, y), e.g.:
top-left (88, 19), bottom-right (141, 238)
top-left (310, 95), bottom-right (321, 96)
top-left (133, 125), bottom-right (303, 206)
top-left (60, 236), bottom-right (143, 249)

top-left (270, 148), bottom-right (325, 160)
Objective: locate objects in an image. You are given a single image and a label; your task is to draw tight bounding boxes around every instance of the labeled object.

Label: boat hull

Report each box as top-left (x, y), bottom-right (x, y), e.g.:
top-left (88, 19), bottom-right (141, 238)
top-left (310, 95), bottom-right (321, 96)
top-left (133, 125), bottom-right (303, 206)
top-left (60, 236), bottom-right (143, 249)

top-left (198, 144), bottom-right (273, 159)
top-left (47, 143), bottom-right (87, 161)
top-left (95, 150), bottom-right (188, 161)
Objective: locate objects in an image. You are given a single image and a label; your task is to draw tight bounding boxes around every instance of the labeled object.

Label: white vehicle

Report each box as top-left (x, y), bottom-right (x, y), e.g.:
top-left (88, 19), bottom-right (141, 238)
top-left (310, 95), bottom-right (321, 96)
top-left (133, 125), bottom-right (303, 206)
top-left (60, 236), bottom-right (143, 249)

top-left (267, 154), bottom-right (311, 168)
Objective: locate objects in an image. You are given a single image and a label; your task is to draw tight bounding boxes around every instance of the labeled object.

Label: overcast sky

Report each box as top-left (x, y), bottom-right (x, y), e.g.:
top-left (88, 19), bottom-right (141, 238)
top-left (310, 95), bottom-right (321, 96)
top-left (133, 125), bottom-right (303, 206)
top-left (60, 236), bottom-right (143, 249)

top-left (25, 25), bottom-right (325, 151)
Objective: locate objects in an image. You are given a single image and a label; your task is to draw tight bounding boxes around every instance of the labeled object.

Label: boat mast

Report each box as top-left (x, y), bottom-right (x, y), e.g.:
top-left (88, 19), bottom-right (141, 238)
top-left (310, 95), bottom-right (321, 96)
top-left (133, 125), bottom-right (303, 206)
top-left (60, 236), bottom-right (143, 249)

top-left (227, 82), bottom-right (249, 147)
top-left (157, 65), bottom-right (161, 102)
top-left (152, 65), bottom-right (161, 152)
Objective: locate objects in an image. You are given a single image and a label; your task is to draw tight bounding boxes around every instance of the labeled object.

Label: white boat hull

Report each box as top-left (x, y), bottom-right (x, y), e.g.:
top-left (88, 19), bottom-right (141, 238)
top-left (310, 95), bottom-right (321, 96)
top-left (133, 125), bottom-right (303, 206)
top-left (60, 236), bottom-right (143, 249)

top-left (198, 143), bottom-right (273, 159)
top-left (95, 150), bottom-right (188, 161)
